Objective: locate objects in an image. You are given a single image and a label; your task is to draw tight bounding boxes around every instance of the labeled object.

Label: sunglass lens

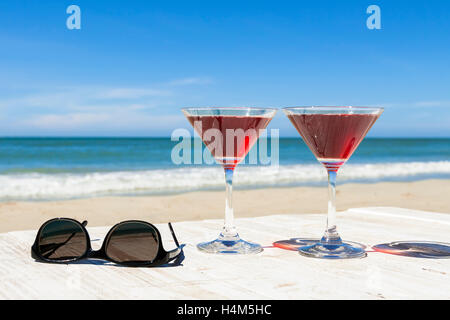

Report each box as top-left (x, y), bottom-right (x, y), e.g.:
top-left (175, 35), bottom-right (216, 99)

top-left (38, 220), bottom-right (88, 261)
top-left (106, 222), bottom-right (159, 263)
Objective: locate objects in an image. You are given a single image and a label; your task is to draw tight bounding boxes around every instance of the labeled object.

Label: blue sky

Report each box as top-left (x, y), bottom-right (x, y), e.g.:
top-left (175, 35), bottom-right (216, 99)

top-left (0, 0), bottom-right (449, 137)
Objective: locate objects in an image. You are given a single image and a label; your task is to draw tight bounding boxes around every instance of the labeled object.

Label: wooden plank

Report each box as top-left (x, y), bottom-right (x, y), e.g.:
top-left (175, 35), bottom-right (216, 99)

top-left (0, 207), bottom-right (448, 299)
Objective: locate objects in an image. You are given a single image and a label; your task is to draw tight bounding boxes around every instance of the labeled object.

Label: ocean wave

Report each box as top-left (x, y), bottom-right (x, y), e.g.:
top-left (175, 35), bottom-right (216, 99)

top-left (0, 161), bottom-right (449, 200)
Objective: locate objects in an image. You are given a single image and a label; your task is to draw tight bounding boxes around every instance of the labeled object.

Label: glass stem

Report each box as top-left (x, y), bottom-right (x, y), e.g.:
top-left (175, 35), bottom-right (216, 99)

top-left (222, 168), bottom-right (238, 239)
top-left (321, 170), bottom-right (342, 245)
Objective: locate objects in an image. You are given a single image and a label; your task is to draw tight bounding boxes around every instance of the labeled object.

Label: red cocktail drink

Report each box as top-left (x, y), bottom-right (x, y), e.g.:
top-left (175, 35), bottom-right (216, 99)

top-left (183, 107), bottom-right (276, 254)
top-left (283, 106), bottom-right (383, 259)
top-left (287, 113), bottom-right (380, 171)
top-left (187, 115), bottom-right (272, 169)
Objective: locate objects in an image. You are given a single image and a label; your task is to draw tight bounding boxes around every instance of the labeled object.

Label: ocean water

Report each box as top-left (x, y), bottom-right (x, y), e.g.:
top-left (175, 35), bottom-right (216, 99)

top-left (0, 137), bottom-right (449, 201)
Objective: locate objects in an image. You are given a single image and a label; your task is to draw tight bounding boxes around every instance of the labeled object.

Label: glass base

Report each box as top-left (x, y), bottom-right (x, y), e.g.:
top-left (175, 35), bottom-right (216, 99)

top-left (298, 241), bottom-right (367, 259)
top-left (197, 233), bottom-right (263, 254)
top-left (274, 238), bottom-right (366, 251)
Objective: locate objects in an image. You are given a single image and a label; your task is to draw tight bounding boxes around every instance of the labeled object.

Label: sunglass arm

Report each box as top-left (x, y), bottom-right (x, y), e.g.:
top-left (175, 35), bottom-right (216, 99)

top-left (167, 222), bottom-right (181, 261)
top-left (168, 222), bottom-right (180, 247)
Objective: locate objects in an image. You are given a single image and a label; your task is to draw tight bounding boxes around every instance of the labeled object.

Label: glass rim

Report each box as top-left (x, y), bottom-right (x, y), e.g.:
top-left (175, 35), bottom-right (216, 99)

top-left (182, 106), bottom-right (278, 112)
top-left (283, 106), bottom-right (384, 111)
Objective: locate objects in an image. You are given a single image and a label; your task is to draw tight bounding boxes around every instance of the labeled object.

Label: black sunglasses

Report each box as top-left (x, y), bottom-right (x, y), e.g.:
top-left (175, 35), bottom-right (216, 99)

top-left (31, 218), bottom-right (181, 267)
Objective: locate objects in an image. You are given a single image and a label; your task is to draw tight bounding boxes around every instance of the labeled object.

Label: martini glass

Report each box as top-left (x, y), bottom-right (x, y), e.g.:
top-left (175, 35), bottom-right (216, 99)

top-left (283, 106), bottom-right (383, 259)
top-left (182, 107), bottom-right (277, 254)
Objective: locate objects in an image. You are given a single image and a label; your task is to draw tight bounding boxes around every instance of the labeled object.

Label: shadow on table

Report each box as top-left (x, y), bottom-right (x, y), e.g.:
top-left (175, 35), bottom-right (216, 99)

top-left (271, 238), bottom-right (367, 251)
top-left (371, 241), bottom-right (450, 259)
top-left (271, 238), bottom-right (450, 259)
top-left (34, 244), bottom-right (186, 268)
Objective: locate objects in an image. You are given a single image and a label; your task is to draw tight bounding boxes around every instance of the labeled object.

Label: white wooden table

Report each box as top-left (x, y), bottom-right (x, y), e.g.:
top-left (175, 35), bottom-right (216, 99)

top-left (0, 207), bottom-right (449, 300)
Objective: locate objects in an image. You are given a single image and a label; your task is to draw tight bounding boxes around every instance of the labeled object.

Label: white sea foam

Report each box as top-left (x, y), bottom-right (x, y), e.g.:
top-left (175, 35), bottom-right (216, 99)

top-left (0, 161), bottom-right (449, 200)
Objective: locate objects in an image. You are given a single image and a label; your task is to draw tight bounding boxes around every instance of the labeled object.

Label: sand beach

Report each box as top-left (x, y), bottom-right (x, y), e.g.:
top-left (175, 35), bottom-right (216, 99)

top-left (0, 179), bottom-right (448, 233)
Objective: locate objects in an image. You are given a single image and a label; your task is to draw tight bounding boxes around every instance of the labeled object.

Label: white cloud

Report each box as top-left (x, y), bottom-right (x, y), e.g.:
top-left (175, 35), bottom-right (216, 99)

top-left (0, 78), bottom-right (212, 134)
top-left (21, 112), bottom-right (186, 132)
top-left (93, 88), bottom-right (170, 99)
top-left (413, 101), bottom-right (450, 107)
top-left (0, 76), bottom-right (213, 113)
top-left (24, 113), bottom-right (111, 129)
top-left (366, 101), bottom-right (450, 109)
top-left (167, 77), bottom-right (213, 86)
top-left (0, 86), bottom-right (171, 110)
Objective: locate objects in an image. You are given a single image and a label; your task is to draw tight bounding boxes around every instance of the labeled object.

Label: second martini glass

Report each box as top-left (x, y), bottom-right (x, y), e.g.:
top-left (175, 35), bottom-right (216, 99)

top-left (283, 106), bottom-right (383, 259)
top-left (182, 107), bottom-right (277, 254)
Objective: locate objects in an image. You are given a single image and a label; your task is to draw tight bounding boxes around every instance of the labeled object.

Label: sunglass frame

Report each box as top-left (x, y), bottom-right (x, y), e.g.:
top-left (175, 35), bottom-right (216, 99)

top-left (31, 218), bottom-right (181, 267)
